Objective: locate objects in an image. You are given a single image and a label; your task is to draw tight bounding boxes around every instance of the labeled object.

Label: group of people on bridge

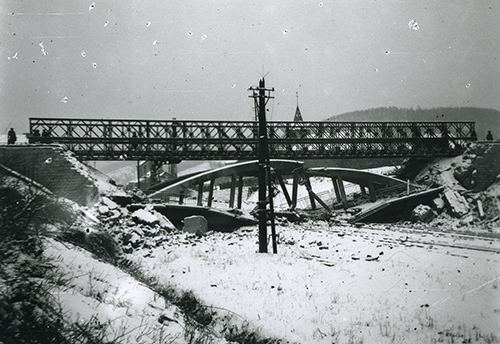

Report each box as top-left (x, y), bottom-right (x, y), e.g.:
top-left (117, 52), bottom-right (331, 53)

top-left (30, 128), bottom-right (53, 143)
top-left (4, 128), bottom-right (54, 145)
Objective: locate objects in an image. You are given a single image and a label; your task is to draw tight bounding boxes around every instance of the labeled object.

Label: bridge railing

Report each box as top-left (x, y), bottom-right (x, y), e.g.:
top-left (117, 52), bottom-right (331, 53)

top-left (28, 118), bottom-right (476, 160)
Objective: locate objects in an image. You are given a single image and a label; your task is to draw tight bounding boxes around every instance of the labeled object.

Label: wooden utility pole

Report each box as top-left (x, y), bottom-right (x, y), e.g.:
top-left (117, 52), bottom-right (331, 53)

top-left (248, 78), bottom-right (276, 253)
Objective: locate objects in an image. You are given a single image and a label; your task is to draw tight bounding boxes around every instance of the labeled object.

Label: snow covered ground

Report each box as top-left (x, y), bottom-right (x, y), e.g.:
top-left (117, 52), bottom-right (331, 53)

top-left (127, 222), bottom-right (500, 343)
top-left (5, 144), bottom-right (498, 343)
top-left (44, 238), bottom-right (188, 344)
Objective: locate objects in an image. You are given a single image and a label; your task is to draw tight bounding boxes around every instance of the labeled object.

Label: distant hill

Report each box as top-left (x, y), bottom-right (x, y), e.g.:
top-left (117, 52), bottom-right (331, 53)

top-left (327, 107), bottom-right (500, 140)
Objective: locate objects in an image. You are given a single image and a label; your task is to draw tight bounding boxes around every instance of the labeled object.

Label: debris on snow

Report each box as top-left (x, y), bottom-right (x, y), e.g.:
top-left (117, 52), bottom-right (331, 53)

top-left (98, 205), bottom-right (110, 215)
top-left (477, 199), bottom-right (485, 218)
top-left (411, 143), bottom-right (500, 230)
top-left (443, 189), bottom-right (470, 217)
top-left (101, 196), bottom-right (119, 210)
top-left (183, 215), bottom-right (208, 235)
top-left (432, 197), bottom-right (445, 211)
top-left (411, 204), bottom-right (435, 223)
top-left (81, 208), bottom-right (100, 224)
top-left (132, 208), bottom-right (160, 225)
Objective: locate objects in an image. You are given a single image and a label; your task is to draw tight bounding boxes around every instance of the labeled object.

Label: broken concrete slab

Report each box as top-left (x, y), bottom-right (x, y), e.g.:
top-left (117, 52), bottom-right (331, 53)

top-left (131, 209), bottom-right (160, 225)
top-left (98, 205), bottom-right (110, 215)
top-left (106, 209), bottom-right (122, 222)
top-left (443, 189), bottom-right (470, 217)
top-left (432, 197), bottom-right (445, 211)
top-left (129, 203), bottom-right (257, 232)
top-left (183, 215), bottom-right (208, 235)
top-left (110, 194), bottom-right (140, 207)
top-left (275, 211), bottom-right (303, 223)
top-left (459, 214), bottom-right (475, 226)
top-left (101, 196), bottom-right (119, 210)
top-left (350, 187), bottom-right (443, 223)
top-left (411, 204), bottom-right (436, 223)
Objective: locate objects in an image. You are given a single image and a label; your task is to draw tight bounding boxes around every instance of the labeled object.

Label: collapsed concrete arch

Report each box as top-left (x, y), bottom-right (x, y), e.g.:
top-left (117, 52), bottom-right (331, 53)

top-left (149, 159), bottom-right (304, 209)
top-left (304, 167), bottom-right (422, 210)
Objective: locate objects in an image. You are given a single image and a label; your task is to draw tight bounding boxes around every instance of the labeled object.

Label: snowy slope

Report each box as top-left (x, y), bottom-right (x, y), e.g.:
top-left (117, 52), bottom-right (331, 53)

top-left (44, 239), bottom-right (188, 344)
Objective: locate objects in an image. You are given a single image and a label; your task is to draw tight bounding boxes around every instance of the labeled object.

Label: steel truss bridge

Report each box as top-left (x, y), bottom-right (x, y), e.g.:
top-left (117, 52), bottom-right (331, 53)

top-left (29, 118), bottom-right (476, 161)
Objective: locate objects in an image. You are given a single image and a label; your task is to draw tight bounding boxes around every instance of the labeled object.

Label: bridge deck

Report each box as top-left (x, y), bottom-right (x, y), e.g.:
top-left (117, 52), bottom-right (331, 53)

top-left (28, 118), bottom-right (476, 161)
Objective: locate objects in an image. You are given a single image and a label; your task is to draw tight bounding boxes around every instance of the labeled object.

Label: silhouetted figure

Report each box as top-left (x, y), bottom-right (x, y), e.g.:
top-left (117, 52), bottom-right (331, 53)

top-left (131, 132), bottom-right (138, 150)
top-left (31, 129), bottom-right (41, 143)
top-left (7, 128), bottom-right (16, 144)
top-left (486, 130), bottom-right (493, 141)
top-left (41, 129), bottom-right (51, 143)
top-left (471, 130), bottom-right (477, 141)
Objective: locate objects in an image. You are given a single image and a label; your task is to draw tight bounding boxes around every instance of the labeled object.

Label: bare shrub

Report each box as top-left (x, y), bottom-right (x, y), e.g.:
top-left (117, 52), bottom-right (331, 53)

top-left (0, 179), bottom-right (113, 344)
top-left (59, 229), bottom-right (122, 264)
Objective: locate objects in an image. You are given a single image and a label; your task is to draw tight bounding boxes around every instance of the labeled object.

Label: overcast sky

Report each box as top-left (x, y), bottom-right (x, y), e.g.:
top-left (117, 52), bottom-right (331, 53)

top-left (1, 0), bottom-right (499, 134)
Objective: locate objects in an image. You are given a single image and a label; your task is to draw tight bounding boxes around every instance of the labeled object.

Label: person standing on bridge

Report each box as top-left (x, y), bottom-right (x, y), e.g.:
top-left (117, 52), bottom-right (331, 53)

top-left (486, 130), bottom-right (493, 141)
top-left (31, 129), bottom-right (41, 143)
top-left (7, 128), bottom-right (16, 144)
top-left (131, 132), bottom-right (139, 150)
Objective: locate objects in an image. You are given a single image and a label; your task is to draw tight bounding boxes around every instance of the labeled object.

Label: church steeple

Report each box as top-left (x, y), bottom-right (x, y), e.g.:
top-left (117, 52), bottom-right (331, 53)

top-left (293, 90), bottom-right (303, 122)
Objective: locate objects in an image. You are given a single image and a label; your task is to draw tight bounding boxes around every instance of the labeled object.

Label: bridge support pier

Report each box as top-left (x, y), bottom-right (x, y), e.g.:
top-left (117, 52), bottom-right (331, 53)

top-left (331, 177), bottom-right (341, 205)
top-left (304, 177), bottom-right (317, 210)
top-left (368, 182), bottom-right (377, 202)
top-left (276, 173), bottom-right (292, 208)
top-left (303, 174), bottom-right (330, 212)
top-left (179, 191), bottom-right (184, 205)
top-left (360, 185), bottom-right (366, 196)
top-left (336, 177), bottom-right (348, 209)
top-left (237, 176), bottom-right (244, 209)
top-left (229, 175), bottom-right (236, 208)
top-left (207, 178), bottom-right (215, 207)
top-left (197, 182), bottom-right (204, 206)
top-left (150, 161), bottom-right (164, 186)
top-left (291, 171), bottom-right (300, 210)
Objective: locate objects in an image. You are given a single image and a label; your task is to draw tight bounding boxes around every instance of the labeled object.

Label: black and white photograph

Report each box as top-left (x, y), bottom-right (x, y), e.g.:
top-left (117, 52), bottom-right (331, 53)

top-left (1, 1), bottom-right (499, 343)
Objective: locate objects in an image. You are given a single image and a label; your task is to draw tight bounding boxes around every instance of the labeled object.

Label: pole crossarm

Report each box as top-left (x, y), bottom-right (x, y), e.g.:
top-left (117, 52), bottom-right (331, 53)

top-left (28, 117), bottom-right (476, 161)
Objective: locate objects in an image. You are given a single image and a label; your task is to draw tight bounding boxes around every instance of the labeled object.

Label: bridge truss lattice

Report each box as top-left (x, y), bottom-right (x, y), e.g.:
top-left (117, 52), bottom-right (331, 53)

top-left (29, 118), bottom-right (476, 161)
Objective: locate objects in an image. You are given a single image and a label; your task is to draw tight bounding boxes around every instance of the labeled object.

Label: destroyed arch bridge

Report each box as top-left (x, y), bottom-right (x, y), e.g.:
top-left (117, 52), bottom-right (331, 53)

top-left (148, 159), bottom-right (423, 213)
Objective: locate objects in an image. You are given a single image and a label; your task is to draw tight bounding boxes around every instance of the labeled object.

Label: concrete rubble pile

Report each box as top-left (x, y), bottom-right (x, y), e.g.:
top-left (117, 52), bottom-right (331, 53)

top-left (94, 196), bottom-right (177, 253)
top-left (413, 143), bottom-right (500, 230)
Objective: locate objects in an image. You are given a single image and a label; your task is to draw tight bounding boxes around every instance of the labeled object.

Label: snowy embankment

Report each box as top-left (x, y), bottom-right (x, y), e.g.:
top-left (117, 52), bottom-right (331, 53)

top-left (127, 222), bottom-right (500, 344)
top-left (44, 239), bottom-right (187, 344)
top-left (1, 165), bottom-right (231, 343)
